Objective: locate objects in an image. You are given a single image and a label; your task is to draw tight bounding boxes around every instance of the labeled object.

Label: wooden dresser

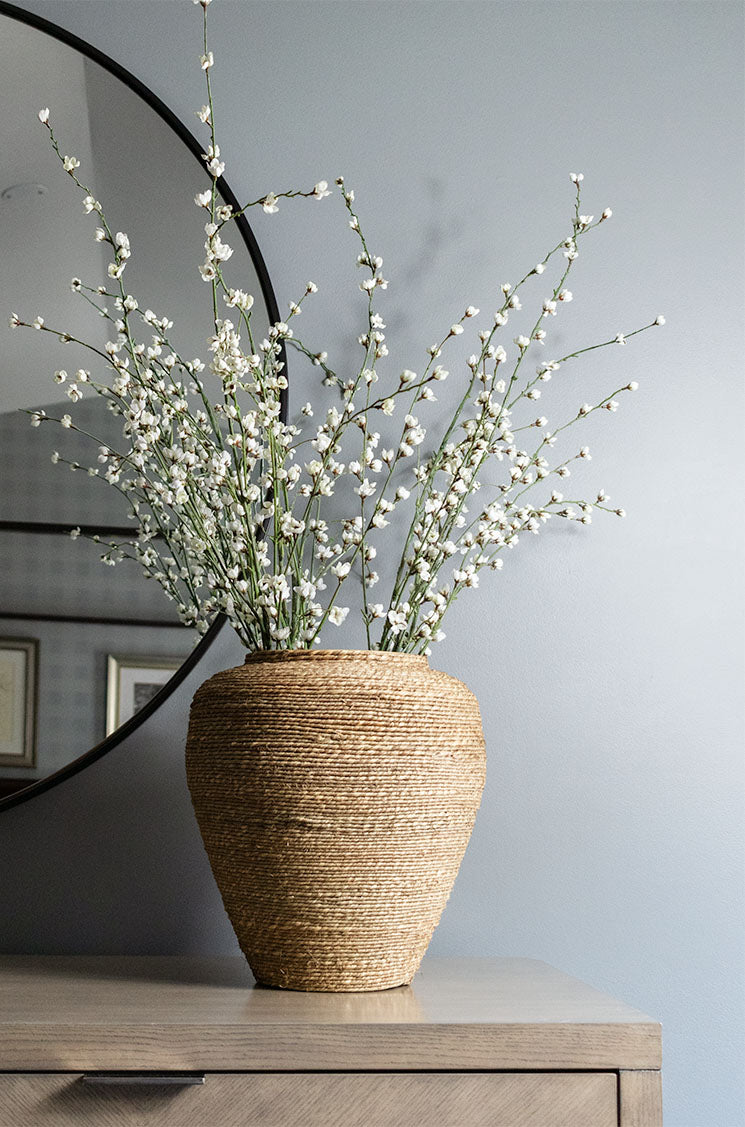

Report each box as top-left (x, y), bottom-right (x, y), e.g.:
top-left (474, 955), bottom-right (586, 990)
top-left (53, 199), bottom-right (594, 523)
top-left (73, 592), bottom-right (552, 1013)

top-left (0, 955), bottom-right (661, 1126)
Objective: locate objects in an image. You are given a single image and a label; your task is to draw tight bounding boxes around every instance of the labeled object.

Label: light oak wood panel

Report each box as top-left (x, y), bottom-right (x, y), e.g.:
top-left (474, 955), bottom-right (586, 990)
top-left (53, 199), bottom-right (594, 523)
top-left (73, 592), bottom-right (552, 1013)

top-left (0, 1071), bottom-right (618, 1127)
top-left (619, 1069), bottom-right (664, 1126)
top-left (0, 955), bottom-right (661, 1071)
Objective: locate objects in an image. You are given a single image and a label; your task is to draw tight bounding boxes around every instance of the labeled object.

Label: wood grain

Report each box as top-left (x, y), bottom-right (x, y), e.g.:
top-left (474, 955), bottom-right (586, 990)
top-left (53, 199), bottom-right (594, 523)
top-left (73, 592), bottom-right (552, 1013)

top-left (619, 1069), bottom-right (664, 1126)
top-left (0, 1071), bottom-right (618, 1127)
top-left (0, 956), bottom-right (662, 1072)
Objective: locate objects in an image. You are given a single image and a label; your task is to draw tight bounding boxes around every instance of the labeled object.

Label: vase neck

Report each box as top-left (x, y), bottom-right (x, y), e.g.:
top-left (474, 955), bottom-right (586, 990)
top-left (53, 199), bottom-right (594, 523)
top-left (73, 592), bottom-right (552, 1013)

top-left (243, 648), bottom-right (428, 668)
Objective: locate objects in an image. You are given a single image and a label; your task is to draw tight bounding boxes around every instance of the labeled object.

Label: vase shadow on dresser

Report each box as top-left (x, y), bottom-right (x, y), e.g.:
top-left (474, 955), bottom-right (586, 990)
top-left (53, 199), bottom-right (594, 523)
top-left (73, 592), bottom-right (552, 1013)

top-left (1, 955), bottom-right (426, 1023)
top-left (3, 955), bottom-right (252, 988)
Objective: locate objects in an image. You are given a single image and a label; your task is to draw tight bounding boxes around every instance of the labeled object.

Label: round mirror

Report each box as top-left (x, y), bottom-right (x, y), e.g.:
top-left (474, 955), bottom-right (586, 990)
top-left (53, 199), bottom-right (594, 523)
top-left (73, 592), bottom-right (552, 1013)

top-left (0, 2), bottom-right (279, 808)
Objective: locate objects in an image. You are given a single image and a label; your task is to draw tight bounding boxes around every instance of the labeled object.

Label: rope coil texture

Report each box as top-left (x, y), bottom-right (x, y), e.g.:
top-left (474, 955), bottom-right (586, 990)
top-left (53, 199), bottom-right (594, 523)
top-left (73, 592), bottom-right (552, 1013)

top-left (186, 649), bottom-right (486, 992)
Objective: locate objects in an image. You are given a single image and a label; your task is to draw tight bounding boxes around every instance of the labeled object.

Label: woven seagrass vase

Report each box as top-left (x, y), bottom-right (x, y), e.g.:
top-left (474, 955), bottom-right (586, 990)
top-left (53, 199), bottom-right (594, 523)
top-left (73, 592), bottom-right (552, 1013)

top-left (185, 649), bottom-right (486, 992)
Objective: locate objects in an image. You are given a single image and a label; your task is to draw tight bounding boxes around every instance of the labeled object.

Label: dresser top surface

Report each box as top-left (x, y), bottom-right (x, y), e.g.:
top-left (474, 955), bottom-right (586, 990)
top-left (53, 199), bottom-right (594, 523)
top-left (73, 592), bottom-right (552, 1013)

top-left (0, 956), bottom-right (661, 1071)
top-left (0, 955), bottom-right (655, 1027)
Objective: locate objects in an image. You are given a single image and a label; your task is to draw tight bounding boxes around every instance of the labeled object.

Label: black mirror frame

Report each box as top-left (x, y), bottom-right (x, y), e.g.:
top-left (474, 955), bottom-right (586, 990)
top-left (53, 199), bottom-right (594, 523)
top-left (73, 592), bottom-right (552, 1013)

top-left (0, 0), bottom-right (283, 813)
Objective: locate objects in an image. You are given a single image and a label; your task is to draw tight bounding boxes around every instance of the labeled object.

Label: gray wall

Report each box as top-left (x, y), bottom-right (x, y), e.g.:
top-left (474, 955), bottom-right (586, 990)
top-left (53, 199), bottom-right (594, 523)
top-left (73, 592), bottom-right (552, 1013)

top-left (1, 3), bottom-right (743, 1125)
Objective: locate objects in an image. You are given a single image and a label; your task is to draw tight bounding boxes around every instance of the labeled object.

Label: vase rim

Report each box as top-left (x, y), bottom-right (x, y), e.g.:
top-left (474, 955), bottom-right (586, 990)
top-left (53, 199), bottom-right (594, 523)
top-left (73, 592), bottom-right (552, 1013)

top-left (243, 648), bottom-right (428, 665)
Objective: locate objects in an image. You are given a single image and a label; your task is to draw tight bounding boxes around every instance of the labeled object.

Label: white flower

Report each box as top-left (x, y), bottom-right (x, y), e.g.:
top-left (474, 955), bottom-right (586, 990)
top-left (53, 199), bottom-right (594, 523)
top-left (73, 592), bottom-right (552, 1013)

top-left (450, 324), bottom-right (464, 335)
top-left (69, 526), bottom-right (81, 540)
top-left (465, 306), bottom-right (479, 317)
top-left (38, 107), bottom-right (49, 124)
top-left (224, 288), bottom-right (254, 311)
top-left (328, 606), bottom-right (349, 626)
top-left (453, 566), bottom-right (478, 588)
top-left (386, 609), bottom-right (408, 634)
top-left (558, 289), bottom-right (572, 302)
top-left (196, 105), bottom-right (211, 124)
top-left (62, 156), bottom-right (80, 172)
top-left (578, 403), bottom-right (592, 416)
top-left (655, 315), bottom-right (665, 326)
top-left (514, 335), bottom-right (531, 349)
top-left (200, 52), bottom-right (214, 69)
top-left (60, 414), bottom-right (72, 428)
top-left (294, 576), bottom-right (316, 600)
top-left (615, 333), bottom-right (626, 345)
top-left (279, 512), bottom-right (305, 537)
top-left (601, 208), bottom-right (612, 219)
top-left (262, 193), bottom-right (279, 214)
top-left (534, 263), bottom-right (545, 274)
top-left (32, 316), bottom-right (44, 329)
top-left (313, 180), bottom-right (331, 199)
top-left (626, 381), bottom-right (639, 391)
top-left (195, 189), bottom-right (212, 208)
top-left (570, 172), bottom-right (584, 183)
top-left (209, 235), bottom-right (233, 262)
top-left (53, 369), bottom-right (67, 383)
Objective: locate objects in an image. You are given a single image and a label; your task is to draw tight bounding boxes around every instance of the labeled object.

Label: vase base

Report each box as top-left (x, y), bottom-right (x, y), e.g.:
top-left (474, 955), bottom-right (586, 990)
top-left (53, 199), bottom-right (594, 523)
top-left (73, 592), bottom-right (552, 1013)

top-left (252, 976), bottom-right (412, 994)
top-left (246, 952), bottom-right (420, 993)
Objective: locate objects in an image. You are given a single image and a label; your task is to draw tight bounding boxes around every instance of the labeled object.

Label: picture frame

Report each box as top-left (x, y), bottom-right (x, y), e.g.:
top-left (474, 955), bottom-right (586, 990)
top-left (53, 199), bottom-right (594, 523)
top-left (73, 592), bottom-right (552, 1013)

top-left (0, 636), bottom-right (39, 768)
top-left (106, 654), bottom-right (183, 736)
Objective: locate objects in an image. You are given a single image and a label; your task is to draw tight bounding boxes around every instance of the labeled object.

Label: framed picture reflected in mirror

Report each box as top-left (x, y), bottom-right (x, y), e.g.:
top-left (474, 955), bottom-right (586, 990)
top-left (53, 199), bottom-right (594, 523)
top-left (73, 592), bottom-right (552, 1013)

top-left (0, 636), bottom-right (38, 768)
top-left (106, 654), bottom-right (182, 736)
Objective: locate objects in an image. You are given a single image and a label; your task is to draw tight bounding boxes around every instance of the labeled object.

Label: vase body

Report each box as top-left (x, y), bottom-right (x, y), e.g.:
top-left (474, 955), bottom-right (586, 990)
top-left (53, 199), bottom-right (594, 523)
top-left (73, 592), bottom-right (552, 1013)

top-left (185, 649), bottom-right (486, 991)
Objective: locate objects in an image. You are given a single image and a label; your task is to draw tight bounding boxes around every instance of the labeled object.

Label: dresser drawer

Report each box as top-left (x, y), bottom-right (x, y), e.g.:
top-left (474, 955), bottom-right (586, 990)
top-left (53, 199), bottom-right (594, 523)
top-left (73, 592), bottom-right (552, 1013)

top-left (0, 1071), bottom-right (617, 1126)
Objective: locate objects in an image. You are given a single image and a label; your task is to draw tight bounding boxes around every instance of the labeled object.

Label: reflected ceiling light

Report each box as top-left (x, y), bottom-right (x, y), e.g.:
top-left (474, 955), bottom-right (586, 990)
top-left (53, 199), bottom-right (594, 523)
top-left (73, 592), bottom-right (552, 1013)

top-left (1, 182), bottom-right (48, 202)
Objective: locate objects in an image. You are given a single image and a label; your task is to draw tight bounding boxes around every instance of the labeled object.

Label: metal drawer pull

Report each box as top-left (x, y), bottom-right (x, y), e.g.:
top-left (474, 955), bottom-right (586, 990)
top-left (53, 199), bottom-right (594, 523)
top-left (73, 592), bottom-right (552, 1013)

top-left (81, 1073), bottom-right (205, 1086)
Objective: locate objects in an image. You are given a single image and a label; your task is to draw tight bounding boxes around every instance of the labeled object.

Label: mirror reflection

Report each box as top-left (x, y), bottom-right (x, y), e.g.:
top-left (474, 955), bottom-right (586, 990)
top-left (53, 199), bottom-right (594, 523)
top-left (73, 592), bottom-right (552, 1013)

top-left (0, 16), bottom-right (270, 799)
